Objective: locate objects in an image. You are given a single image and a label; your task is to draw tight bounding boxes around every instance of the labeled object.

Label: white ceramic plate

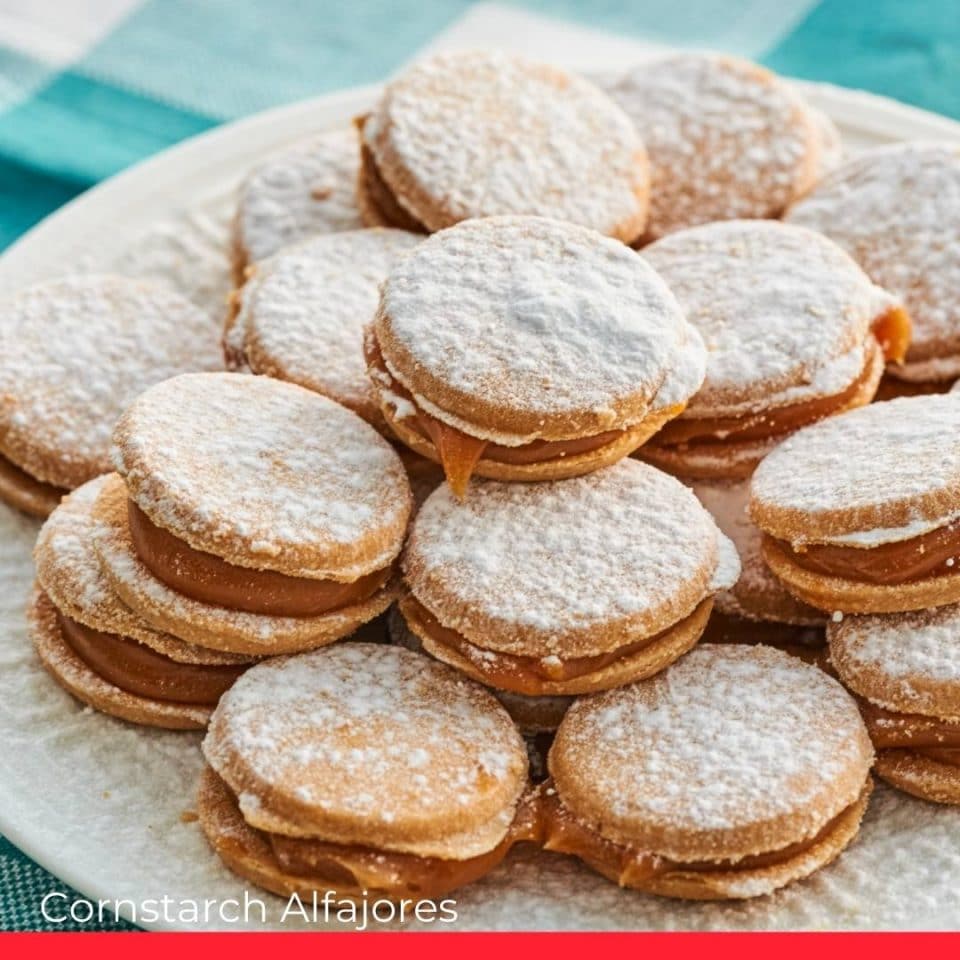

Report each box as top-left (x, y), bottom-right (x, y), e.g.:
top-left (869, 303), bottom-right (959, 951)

top-left (2, 75), bottom-right (960, 932)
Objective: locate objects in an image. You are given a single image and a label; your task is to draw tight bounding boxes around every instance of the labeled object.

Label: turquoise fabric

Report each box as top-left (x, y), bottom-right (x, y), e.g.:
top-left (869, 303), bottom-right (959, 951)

top-left (2, 0), bottom-right (959, 932)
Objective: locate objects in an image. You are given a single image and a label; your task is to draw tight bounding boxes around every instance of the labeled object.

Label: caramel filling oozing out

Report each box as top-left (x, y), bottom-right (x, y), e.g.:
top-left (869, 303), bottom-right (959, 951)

top-left (651, 334), bottom-right (888, 451)
top-left (401, 594), bottom-right (709, 695)
top-left (58, 612), bottom-right (244, 705)
top-left (127, 499), bottom-right (391, 617)
top-left (357, 135), bottom-right (429, 234)
top-left (770, 519), bottom-right (960, 587)
top-left (538, 782), bottom-right (861, 887)
top-left (873, 306), bottom-right (912, 366)
top-left (218, 769), bottom-right (540, 899)
top-left (859, 698), bottom-right (960, 749)
top-left (366, 333), bottom-right (629, 497)
top-left (701, 611), bottom-right (825, 662)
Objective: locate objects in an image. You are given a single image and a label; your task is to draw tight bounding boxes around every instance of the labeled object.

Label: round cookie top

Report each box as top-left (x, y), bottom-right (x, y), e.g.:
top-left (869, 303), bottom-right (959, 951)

top-left (404, 459), bottom-right (739, 658)
top-left (829, 605), bottom-right (960, 718)
top-left (0, 275), bottom-right (222, 489)
top-left (203, 643), bottom-right (528, 856)
top-left (550, 644), bottom-right (872, 861)
top-left (364, 50), bottom-right (648, 240)
top-left (602, 53), bottom-right (818, 240)
top-left (112, 372), bottom-right (412, 580)
top-left (235, 129), bottom-right (364, 267)
top-left (643, 220), bottom-right (897, 417)
top-left (376, 216), bottom-right (706, 442)
top-left (239, 229), bottom-right (421, 425)
top-left (787, 142), bottom-right (960, 374)
top-left (750, 393), bottom-right (960, 546)
top-left (34, 475), bottom-right (246, 665)
top-left (692, 479), bottom-right (823, 625)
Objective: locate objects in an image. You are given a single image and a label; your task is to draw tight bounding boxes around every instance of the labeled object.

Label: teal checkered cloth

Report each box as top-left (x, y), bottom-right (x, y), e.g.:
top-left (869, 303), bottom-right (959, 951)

top-left (2, 0), bottom-right (960, 933)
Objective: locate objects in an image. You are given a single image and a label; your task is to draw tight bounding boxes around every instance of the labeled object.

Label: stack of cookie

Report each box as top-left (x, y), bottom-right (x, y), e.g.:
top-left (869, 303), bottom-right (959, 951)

top-left (10, 44), bottom-right (960, 908)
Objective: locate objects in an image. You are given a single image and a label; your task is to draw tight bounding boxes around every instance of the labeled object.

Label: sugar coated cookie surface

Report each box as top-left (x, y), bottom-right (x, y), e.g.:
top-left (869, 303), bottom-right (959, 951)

top-left (602, 53), bottom-right (819, 240)
top-left (113, 373), bottom-right (411, 579)
top-left (751, 393), bottom-right (960, 545)
top-left (238, 228), bottom-right (421, 426)
top-left (550, 644), bottom-right (872, 862)
top-left (234, 129), bottom-right (364, 271)
top-left (0, 275), bottom-right (222, 491)
top-left (363, 50), bottom-right (648, 241)
top-left (375, 215), bottom-right (705, 443)
top-left (643, 220), bottom-right (897, 416)
top-left (404, 460), bottom-right (738, 658)
top-left (203, 643), bottom-right (528, 858)
top-left (787, 142), bottom-right (960, 381)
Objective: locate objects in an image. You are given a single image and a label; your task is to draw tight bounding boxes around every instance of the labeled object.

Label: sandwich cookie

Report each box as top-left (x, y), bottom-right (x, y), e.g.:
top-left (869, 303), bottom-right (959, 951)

top-left (95, 373), bottom-right (411, 655)
top-left (231, 128), bottom-right (364, 284)
top-left (640, 220), bottom-right (909, 479)
top-left (387, 607), bottom-right (571, 734)
top-left (31, 476), bottom-right (252, 729)
top-left (199, 643), bottom-right (535, 900)
top-left (399, 460), bottom-right (739, 697)
top-left (358, 50), bottom-right (648, 242)
top-left (787, 143), bottom-right (960, 391)
top-left (601, 53), bottom-right (824, 242)
top-left (692, 479), bottom-right (825, 658)
top-left (366, 215), bottom-right (707, 496)
top-left (830, 605), bottom-right (960, 804)
top-left (0, 275), bottom-right (222, 517)
top-left (229, 229), bottom-right (420, 430)
top-left (545, 644), bottom-right (874, 900)
top-left (751, 393), bottom-right (960, 615)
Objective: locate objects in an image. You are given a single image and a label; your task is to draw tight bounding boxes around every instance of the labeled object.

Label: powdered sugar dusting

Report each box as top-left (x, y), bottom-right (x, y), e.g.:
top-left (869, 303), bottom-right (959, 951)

top-left (602, 53), bottom-right (815, 239)
top-left (751, 393), bottom-right (960, 544)
top-left (830, 605), bottom-right (960, 713)
top-left (0, 275), bottom-right (223, 489)
top-left (380, 216), bottom-right (704, 435)
top-left (204, 643), bottom-right (526, 850)
top-left (787, 142), bottom-right (960, 369)
top-left (240, 229), bottom-right (421, 420)
top-left (112, 373), bottom-right (411, 578)
top-left (405, 460), bottom-right (736, 656)
top-left (554, 645), bottom-right (871, 856)
top-left (235, 129), bottom-right (365, 265)
top-left (367, 50), bottom-right (646, 237)
top-left (644, 220), bottom-right (896, 415)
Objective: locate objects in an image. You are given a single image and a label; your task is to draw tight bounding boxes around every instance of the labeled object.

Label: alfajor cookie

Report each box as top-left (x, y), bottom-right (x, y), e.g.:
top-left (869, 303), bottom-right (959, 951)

top-left (358, 50), bottom-right (648, 242)
top-left (0, 275), bottom-right (222, 517)
top-left (601, 53), bottom-right (824, 242)
top-left (95, 373), bottom-right (411, 655)
top-left (366, 215), bottom-right (707, 496)
top-left (692, 479), bottom-right (825, 658)
top-left (199, 643), bottom-right (535, 900)
top-left (231, 128), bottom-right (364, 283)
top-left (751, 393), bottom-right (960, 615)
top-left (31, 476), bottom-right (252, 729)
top-left (229, 228), bottom-right (420, 429)
top-left (399, 459), bottom-right (739, 697)
top-left (545, 644), bottom-right (874, 900)
top-left (640, 220), bottom-right (909, 479)
top-left (387, 607), bottom-right (571, 734)
top-left (830, 604), bottom-right (960, 805)
top-left (787, 142), bottom-right (960, 390)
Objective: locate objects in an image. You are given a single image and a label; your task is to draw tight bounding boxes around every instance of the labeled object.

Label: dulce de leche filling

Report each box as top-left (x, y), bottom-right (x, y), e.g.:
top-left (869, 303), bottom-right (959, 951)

top-left (769, 519), bottom-right (960, 586)
top-left (401, 594), bottom-right (707, 695)
top-left (859, 698), bottom-right (960, 750)
top-left (127, 500), bottom-right (391, 617)
top-left (538, 781), bottom-right (864, 887)
top-left (365, 334), bottom-right (628, 497)
top-left (358, 136), bottom-right (428, 234)
top-left (651, 333), bottom-right (892, 452)
top-left (58, 612), bottom-right (244, 705)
